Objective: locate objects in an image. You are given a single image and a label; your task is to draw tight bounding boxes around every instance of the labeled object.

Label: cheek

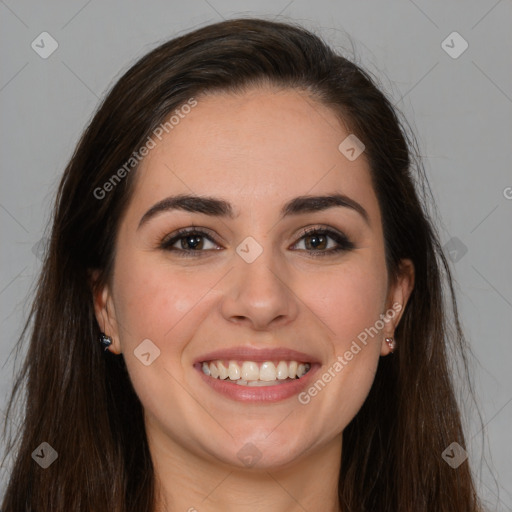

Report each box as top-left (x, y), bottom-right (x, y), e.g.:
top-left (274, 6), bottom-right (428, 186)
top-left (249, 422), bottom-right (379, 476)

top-left (114, 249), bottom-right (200, 337)
top-left (293, 258), bottom-right (387, 430)
top-left (299, 258), bottom-right (388, 351)
top-left (111, 252), bottom-right (213, 412)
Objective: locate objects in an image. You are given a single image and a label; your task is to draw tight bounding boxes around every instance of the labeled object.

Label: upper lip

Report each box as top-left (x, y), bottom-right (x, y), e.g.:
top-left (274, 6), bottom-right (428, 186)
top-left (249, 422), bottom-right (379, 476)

top-left (194, 346), bottom-right (321, 365)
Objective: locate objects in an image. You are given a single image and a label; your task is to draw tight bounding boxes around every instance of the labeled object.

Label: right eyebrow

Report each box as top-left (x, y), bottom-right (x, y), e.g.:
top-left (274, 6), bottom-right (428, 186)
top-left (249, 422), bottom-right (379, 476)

top-left (280, 193), bottom-right (370, 226)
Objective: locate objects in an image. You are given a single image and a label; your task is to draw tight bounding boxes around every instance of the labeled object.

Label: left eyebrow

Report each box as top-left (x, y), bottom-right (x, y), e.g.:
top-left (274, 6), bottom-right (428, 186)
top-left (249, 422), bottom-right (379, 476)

top-left (137, 192), bottom-right (370, 230)
top-left (280, 193), bottom-right (370, 226)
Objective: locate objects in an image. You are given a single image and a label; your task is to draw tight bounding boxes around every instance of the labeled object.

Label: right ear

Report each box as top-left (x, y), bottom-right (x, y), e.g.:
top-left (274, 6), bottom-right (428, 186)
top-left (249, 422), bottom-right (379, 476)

top-left (89, 269), bottom-right (122, 354)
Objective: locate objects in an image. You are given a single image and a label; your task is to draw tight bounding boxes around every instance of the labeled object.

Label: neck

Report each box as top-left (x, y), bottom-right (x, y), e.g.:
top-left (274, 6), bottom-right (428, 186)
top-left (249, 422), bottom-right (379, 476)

top-left (148, 423), bottom-right (342, 512)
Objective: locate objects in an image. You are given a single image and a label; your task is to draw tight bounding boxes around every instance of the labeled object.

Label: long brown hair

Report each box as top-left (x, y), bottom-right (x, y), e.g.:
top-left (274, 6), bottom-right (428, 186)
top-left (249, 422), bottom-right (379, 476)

top-left (1, 18), bottom-right (483, 511)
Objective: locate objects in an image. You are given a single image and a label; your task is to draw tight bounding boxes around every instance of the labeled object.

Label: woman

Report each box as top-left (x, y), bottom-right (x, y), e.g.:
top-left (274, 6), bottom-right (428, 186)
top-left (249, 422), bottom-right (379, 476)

top-left (1, 18), bottom-right (483, 511)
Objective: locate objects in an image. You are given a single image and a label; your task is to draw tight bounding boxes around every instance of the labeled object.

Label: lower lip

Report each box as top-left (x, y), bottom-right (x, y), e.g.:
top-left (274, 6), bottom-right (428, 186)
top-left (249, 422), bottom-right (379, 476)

top-left (194, 364), bottom-right (320, 402)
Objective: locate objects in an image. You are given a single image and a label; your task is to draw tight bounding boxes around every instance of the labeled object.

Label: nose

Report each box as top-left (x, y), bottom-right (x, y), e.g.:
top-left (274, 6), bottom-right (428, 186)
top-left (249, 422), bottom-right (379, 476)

top-left (220, 248), bottom-right (299, 331)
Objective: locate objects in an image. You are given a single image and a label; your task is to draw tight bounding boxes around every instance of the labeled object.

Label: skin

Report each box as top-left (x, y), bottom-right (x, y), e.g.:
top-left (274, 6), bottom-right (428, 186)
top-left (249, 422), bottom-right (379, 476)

top-left (93, 86), bottom-right (414, 512)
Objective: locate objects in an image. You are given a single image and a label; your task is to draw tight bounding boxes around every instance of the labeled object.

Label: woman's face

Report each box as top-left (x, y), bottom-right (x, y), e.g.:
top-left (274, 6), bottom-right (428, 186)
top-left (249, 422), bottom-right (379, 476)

top-left (94, 87), bottom-right (413, 470)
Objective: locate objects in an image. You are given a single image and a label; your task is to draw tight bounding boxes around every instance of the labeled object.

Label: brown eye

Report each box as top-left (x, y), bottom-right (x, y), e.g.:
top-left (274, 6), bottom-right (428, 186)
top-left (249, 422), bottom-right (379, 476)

top-left (161, 228), bottom-right (221, 255)
top-left (178, 234), bottom-right (206, 250)
top-left (304, 233), bottom-right (329, 250)
top-left (292, 228), bottom-right (355, 256)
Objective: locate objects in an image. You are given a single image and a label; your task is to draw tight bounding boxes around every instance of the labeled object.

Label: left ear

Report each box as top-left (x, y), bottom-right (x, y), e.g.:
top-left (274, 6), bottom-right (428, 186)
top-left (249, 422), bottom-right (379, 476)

top-left (380, 258), bottom-right (415, 356)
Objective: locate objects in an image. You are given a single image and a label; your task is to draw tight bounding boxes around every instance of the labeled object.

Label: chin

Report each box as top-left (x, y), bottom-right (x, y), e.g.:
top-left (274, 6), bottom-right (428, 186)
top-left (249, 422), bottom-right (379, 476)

top-left (207, 433), bottom-right (313, 471)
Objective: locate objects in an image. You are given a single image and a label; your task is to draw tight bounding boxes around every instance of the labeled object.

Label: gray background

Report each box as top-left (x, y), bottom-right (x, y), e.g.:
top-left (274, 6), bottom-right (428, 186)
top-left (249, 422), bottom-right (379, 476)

top-left (1, 0), bottom-right (511, 508)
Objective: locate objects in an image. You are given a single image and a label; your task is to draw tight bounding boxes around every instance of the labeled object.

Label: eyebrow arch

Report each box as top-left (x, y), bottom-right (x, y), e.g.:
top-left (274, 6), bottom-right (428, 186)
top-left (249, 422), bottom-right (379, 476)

top-left (282, 194), bottom-right (370, 226)
top-left (137, 192), bottom-right (370, 230)
top-left (138, 194), bottom-right (235, 230)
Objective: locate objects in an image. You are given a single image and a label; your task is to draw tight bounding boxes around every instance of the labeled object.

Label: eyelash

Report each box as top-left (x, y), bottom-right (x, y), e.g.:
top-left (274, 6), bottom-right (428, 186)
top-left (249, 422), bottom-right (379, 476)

top-left (159, 226), bottom-right (355, 258)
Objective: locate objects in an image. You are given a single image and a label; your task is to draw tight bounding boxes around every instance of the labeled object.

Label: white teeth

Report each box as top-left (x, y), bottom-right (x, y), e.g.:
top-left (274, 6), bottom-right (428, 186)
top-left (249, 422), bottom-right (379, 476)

top-left (201, 359), bottom-right (311, 383)
top-left (288, 361), bottom-right (298, 379)
top-left (236, 378), bottom-right (289, 387)
top-left (217, 361), bottom-right (228, 380)
top-left (241, 361), bottom-right (259, 381)
top-left (246, 379), bottom-right (282, 387)
top-left (259, 362), bottom-right (276, 381)
top-left (276, 361), bottom-right (289, 380)
top-left (228, 361), bottom-right (240, 380)
top-left (210, 363), bottom-right (219, 379)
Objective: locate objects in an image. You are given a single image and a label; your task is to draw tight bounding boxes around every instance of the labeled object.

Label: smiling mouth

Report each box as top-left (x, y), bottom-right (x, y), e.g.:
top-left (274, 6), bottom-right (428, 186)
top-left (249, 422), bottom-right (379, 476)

top-left (200, 360), bottom-right (312, 387)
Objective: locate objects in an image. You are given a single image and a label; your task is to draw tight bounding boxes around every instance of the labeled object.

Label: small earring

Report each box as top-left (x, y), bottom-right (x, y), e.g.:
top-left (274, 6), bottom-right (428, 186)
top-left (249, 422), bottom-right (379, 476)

top-left (99, 332), bottom-right (112, 351)
top-left (385, 337), bottom-right (396, 353)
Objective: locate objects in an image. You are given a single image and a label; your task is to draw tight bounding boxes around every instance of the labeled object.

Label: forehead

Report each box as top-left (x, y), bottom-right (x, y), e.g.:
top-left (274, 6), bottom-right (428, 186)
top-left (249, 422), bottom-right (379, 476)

top-left (126, 87), bottom-right (378, 222)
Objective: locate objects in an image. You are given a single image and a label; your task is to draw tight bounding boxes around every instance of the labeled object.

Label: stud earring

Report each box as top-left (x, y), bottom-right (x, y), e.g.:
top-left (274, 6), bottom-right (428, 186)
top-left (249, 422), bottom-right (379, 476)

top-left (99, 332), bottom-right (113, 351)
top-left (385, 337), bottom-right (396, 353)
